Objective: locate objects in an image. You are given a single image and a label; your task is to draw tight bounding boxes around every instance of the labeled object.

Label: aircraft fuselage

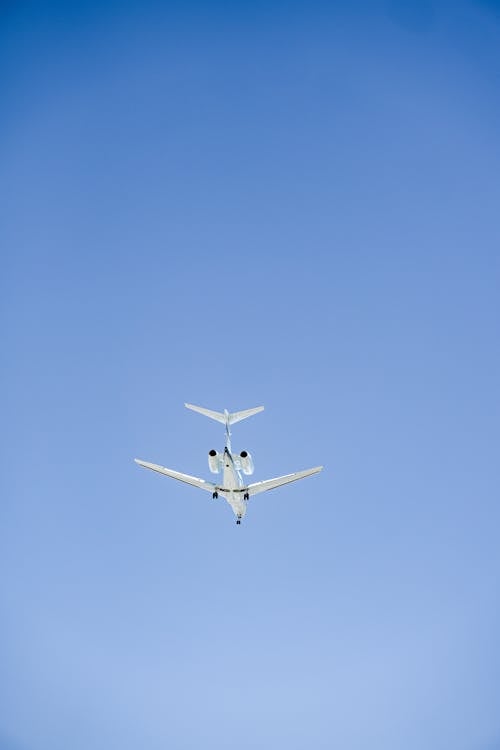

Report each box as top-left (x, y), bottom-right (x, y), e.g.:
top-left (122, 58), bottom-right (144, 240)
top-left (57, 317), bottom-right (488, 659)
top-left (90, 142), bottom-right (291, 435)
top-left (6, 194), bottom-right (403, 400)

top-left (217, 447), bottom-right (247, 521)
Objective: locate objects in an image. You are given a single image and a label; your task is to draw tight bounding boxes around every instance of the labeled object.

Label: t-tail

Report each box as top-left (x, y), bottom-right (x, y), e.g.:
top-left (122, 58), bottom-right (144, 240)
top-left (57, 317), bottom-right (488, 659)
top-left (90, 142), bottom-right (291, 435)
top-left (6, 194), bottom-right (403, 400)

top-left (184, 403), bottom-right (264, 450)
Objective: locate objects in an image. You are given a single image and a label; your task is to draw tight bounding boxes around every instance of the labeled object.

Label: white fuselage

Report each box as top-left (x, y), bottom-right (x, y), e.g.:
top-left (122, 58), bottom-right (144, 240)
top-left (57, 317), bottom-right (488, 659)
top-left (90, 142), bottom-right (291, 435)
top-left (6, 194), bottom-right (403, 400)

top-left (219, 447), bottom-right (247, 519)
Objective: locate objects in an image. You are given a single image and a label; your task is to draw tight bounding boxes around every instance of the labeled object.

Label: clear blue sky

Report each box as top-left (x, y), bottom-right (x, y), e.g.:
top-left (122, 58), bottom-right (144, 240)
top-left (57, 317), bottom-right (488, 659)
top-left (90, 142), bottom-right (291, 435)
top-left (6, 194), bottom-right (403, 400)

top-left (1, 1), bottom-right (499, 748)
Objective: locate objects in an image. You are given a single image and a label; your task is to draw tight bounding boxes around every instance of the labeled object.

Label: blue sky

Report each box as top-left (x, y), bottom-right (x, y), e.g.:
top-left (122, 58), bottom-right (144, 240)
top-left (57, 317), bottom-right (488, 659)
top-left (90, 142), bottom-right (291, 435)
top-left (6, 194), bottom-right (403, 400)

top-left (1, 1), bottom-right (499, 748)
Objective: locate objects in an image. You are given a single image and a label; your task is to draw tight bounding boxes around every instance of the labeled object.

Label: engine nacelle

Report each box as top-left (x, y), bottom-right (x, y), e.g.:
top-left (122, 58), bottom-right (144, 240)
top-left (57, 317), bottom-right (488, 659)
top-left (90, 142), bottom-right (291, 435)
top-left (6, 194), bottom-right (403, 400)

top-left (238, 450), bottom-right (254, 476)
top-left (208, 449), bottom-right (221, 474)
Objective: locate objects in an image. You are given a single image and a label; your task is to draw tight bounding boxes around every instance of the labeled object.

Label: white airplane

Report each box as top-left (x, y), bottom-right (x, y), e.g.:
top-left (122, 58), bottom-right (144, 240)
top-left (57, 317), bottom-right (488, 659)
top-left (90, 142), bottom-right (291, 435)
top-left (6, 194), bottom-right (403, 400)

top-left (135, 403), bottom-right (323, 524)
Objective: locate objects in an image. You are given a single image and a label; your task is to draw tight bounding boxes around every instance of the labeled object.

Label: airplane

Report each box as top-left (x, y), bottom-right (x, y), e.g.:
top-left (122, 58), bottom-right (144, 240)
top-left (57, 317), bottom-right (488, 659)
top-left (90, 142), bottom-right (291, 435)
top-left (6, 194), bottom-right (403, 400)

top-left (134, 403), bottom-right (323, 524)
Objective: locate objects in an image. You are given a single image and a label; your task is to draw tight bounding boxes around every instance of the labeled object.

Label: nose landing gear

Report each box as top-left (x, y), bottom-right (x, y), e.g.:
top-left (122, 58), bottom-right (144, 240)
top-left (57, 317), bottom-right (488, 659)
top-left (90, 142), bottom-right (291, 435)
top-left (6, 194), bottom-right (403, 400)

top-left (236, 515), bottom-right (242, 525)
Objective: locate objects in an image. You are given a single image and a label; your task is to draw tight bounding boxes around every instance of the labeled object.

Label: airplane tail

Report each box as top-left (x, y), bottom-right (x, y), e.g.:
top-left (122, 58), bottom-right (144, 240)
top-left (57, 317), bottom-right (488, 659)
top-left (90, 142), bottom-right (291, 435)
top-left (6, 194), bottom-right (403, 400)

top-left (185, 403), bottom-right (264, 426)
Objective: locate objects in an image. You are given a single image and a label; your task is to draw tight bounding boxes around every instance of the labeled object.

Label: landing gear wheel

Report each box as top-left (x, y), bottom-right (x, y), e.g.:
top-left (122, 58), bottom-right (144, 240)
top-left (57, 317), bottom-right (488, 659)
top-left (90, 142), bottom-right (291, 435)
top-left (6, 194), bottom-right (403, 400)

top-left (212, 492), bottom-right (218, 499)
top-left (243, 492), bottom-right (249, 501)
top-left (236, 519), bottom-right (241, 525)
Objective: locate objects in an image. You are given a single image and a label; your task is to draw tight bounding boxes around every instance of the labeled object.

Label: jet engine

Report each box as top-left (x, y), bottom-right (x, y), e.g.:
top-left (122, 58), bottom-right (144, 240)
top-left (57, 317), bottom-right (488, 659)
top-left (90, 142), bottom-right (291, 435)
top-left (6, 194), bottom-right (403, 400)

top-left (238, 450), bottom-right (254, 476)
top-left (208, 449), bottom-right (221, 474)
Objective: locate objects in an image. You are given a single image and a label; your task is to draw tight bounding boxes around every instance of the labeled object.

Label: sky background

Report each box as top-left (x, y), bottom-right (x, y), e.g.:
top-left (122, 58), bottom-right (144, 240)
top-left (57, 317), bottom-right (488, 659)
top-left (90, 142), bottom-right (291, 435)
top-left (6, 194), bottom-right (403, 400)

top-left (1, 1), bottom-right (500, 748)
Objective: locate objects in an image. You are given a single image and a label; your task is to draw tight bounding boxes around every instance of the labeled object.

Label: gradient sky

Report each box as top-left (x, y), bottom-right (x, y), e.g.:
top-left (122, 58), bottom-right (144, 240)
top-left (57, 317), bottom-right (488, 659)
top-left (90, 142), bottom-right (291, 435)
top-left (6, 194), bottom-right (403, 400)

top-left (1, 1), bottom-right (500, 748)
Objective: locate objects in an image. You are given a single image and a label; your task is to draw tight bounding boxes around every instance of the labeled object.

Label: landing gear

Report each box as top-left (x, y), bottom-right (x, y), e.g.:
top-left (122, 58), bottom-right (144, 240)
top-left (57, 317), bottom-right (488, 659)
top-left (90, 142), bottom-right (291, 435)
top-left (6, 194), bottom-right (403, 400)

top-left (236, 519), bottom-right (241, 525)
top-left (243, 492), bottom-right (249, 501)
top-left (212, 491), bottom-right (218, 499)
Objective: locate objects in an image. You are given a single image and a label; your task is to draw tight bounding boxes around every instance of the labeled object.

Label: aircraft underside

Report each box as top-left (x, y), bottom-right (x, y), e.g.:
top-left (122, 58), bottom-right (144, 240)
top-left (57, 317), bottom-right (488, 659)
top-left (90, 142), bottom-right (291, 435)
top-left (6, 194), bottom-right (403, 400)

top-left (135, 403), bottom-right (322, 524)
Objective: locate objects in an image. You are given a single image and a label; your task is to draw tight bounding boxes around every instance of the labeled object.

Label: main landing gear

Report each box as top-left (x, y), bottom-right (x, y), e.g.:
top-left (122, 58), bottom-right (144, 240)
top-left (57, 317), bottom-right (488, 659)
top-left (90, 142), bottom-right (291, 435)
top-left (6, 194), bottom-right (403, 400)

top-left (212, 491), bottom-right (218, 499)
top-left (243, 492), bottom-right (249, 501)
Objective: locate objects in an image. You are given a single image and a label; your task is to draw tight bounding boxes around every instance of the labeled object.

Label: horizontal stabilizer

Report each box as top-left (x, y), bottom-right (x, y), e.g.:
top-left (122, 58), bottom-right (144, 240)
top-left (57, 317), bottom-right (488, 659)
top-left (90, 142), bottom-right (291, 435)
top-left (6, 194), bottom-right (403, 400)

top-left (134, 459), bottom-right (216, 493)
top-left (228, 406), bottom-right (264, 425)
top-left (246, 466), bottom-right (323, 496)
top-left (185, 403), bottom-right (264, 425)
top-left (184, 403), bottom-right (226, 424)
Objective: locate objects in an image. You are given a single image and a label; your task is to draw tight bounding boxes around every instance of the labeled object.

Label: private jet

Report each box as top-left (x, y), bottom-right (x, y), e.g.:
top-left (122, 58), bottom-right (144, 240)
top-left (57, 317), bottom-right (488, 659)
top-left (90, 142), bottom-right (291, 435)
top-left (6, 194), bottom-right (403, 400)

top-left (135, 403), bottom-right (323, 524)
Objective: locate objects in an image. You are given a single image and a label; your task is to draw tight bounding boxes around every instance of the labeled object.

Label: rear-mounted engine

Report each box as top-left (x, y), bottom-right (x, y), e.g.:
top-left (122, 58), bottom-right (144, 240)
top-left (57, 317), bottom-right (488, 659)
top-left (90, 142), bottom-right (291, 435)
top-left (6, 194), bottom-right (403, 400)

top-left (208, 449), bottom-right (221, 474)
top-left (238, 450), bottom-right (254, 475)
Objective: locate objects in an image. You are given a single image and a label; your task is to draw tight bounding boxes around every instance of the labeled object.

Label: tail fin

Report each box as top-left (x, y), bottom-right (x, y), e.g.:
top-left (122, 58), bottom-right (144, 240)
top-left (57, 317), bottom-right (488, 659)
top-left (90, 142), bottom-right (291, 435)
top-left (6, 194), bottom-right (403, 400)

top-left (185, 403), bottom-right (264, 425)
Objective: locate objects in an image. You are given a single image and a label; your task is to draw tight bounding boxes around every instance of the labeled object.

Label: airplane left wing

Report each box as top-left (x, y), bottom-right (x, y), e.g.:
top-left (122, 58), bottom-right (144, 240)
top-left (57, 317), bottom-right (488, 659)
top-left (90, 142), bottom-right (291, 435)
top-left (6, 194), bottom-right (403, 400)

top-left (134, 459), bottom-right (216, 493)
top-left (245, 466), bottom-right (323, 496)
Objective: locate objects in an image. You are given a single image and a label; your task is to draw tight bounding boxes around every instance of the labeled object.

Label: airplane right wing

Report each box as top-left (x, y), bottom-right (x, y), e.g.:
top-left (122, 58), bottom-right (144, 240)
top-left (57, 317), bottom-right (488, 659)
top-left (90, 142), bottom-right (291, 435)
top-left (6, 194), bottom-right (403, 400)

top-left (246, 466), bottom-right (323, 496)
top-left (134, 459), bottom-right (216, 493)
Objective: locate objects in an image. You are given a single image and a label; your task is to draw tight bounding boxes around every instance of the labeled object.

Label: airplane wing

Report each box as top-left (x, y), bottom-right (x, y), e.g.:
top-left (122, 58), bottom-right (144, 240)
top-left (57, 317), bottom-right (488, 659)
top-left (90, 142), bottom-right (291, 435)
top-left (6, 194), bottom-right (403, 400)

top-left (245, 466), bottom-right (323, 496)
top-left (134, 459), bottom-right (216, 493)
